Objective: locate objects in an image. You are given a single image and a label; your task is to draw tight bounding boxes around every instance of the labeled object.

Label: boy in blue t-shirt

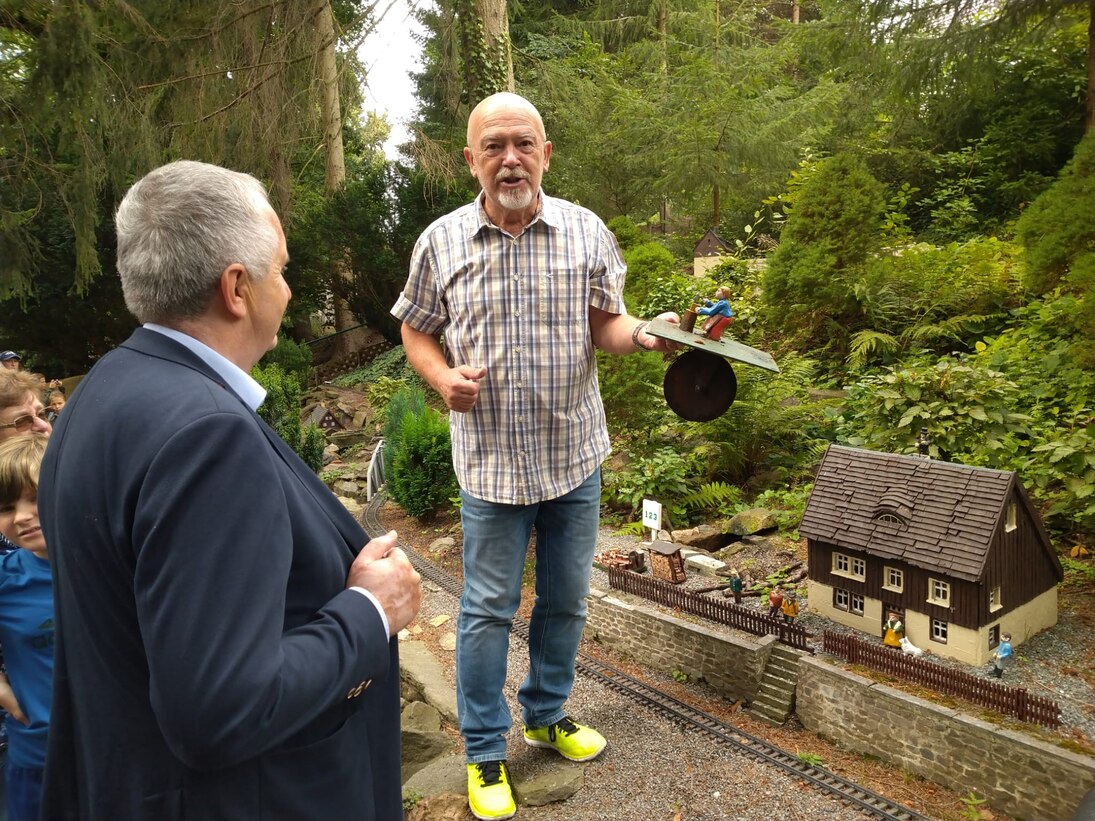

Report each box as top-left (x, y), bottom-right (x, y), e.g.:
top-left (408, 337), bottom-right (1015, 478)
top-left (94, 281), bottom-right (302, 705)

top-left (0, 435), bottom-right (52, 821)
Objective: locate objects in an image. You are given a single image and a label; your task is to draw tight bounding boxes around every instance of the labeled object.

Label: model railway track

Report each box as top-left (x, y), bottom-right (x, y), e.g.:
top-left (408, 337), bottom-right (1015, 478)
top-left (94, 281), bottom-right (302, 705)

top-left (364, 492), bottom-right (932, 821)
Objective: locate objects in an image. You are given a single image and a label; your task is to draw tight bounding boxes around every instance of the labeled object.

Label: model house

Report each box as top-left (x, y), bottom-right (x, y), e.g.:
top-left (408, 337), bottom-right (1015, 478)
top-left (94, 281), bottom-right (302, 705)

top-left (800, 445), bottom-right (1062, 665)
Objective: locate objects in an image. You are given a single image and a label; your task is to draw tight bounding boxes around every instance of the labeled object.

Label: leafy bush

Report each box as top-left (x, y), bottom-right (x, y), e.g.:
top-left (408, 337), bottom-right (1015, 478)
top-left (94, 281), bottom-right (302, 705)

top-left (602, 446), bottom-right (694, 523)
top-left (259, 337), bottom-right (314, 384)
top-left (387, 405), bottom-right (456, 520)
top-left (623, 242), bottom-right (678, 305)
top-left (334, 346), bottom-right (413, 388)
top-left (634, 272), bottom-right (715, 320)
top-left (367, 375), bottom-right (410, 426)
top-left (836, 354), bottom-right (1032, 467)
top-left (251, 363), bottom-right (325, 472)
top-left (607, 215), bottom-right (644, 250)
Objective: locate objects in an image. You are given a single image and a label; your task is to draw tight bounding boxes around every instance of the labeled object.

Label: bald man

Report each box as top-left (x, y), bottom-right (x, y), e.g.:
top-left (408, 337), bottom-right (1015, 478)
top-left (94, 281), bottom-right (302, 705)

top-left (392, 92), bottom-right (678, 820)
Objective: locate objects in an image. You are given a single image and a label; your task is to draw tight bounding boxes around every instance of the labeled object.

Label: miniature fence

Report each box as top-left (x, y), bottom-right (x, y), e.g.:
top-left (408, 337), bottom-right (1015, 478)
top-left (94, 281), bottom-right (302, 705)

top-left (822, 631), bottom-right (1061, 729)
top-left (606, 568), bottom-right (814, 653)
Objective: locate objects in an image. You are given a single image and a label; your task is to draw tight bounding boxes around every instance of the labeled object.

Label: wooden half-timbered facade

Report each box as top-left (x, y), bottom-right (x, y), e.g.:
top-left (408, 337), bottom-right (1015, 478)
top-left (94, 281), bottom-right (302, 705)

top-left (800, 445), bottom-right (1063, 665)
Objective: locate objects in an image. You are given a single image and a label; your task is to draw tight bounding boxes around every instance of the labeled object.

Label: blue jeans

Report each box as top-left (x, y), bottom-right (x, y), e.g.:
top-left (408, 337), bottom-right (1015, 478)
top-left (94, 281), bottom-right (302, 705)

top-left (457, 469), bottom-right (601, 763)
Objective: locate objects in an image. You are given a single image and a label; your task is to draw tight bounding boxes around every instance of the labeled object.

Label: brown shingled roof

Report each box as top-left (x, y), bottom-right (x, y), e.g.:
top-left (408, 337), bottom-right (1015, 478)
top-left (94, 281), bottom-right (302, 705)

top-left (799, 445), bottom-right (1016, 582)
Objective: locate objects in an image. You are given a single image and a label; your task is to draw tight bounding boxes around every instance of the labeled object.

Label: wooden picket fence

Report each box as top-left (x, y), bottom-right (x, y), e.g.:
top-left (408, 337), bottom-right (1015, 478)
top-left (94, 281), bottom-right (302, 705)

top-left (606, 568), bottom-right (813, 653)
top-left (823, 631), bottom-right (1062, 728)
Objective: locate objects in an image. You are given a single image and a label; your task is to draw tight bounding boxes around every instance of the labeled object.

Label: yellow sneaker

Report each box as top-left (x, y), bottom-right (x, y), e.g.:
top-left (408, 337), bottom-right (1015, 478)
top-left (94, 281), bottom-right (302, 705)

top-left (467, 760), bottom-right (516, 820)
top-left (522, 716), bottom-right (606, 762)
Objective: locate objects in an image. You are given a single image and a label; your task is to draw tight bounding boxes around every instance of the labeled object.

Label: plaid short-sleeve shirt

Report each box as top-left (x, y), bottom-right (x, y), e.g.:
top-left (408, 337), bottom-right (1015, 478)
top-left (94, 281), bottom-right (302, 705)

top-left (391, 191), bottom-right (627, 505)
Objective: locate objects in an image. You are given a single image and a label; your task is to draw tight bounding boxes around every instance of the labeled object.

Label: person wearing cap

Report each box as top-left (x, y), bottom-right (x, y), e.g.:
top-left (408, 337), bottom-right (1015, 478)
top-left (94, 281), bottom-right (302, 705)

top-left (0, 354), bottom-right (20, 372)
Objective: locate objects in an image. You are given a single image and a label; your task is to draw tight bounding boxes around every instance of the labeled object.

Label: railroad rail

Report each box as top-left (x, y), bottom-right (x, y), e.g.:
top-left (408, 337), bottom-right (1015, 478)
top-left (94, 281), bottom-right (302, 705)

top-left (363, 492), bottom-right (932, 821)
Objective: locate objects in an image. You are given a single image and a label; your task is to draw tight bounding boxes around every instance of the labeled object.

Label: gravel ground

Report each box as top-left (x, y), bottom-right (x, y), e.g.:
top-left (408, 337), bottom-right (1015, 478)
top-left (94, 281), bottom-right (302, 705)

top-left (409, 579), bottom-right (872, 821)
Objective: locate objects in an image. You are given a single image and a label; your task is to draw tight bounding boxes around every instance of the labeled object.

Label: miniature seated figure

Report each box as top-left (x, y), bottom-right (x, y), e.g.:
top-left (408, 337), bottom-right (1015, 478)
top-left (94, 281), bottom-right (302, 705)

top-left (696, 286), bottom-right (734, 341)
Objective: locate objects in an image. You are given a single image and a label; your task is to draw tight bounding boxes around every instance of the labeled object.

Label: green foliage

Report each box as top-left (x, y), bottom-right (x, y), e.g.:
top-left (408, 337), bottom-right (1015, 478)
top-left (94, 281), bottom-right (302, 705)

top-left (670, 669), bottom-right (690, 684)
top-left (959, 791), bottom-right (989, 821)
top-left (382, 385), bottom-right (428, 473)
top-left (763, 153), bottom-right (889, 355)
top-left (299, 424), bottom-right (327, 474)
top-left (1060, 557), bottom-right (1095, 589)
top-left (366, 376), bottom-right (410, 427)
top-left (387, 404), bottom-right (456, 521)
top-left (402, 789), bottom-right (423, 812)
top-left (607, 216), bottom-right (644, 251)
top-left (690, 353), bottom-right (834, 487)
top-left (635, 272), bottom-right (715, 321)
top-left (251, 364), bottom-right (324, 473)
top-left (595, 349), bottom-right (670, 438)
top-left (795, 751), bottom-right (824, 767)
top-left (259, 337), bottom-right (314, 384)
top-left (335, 346), bottom-right (409, 386)
top-left (749, 485), bottom-right (813, 536)
top-left (602, 447), bottom-right (695, 523)
top-left (837, 355), bottom-right (1032, 466)
top-left (680, 482), bottom-right (743, 518)
top-left (622, 242), bottom-right (678, 306)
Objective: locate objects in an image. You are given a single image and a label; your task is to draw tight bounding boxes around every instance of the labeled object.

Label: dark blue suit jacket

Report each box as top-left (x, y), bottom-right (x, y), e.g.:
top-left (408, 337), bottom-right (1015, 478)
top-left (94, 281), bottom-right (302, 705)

top-left (39, 328), bottom-right (403, 820)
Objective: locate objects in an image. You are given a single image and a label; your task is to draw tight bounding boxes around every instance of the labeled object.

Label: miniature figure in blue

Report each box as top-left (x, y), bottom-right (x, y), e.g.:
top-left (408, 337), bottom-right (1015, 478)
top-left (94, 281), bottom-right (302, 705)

top-left (992, 632), bottom-right (1012, 678)
top-left (696, 286), bottom-right (734, 340)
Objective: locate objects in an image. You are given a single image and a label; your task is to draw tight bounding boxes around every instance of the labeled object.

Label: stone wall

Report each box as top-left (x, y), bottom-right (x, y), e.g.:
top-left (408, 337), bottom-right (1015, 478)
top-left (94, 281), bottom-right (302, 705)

top-left (796, 656), bottom-right (1095, 821)
top-left (585, 588), bottom-right (775, 702)
top-left (584, 587), bottom-right (1095, 820)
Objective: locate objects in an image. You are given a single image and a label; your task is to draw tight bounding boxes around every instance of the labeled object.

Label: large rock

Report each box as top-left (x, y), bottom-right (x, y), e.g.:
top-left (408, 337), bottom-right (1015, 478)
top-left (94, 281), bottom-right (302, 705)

top-left (405, 792), bottom-right (467, 821)
top-left (671, 524), bottom-right (732, 553)
top-left (400, 641), bottom-right (459, 725)
top-left (726, 508), bottom-right (778, 536)
top-left (514, 762), bottom-right (586, 806)
top-left (401, 726), bottom-right (454, 783)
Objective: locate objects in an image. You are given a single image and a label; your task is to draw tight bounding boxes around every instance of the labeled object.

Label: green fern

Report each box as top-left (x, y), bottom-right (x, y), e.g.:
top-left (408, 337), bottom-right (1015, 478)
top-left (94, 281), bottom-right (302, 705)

top-left (681, 481), bottom-right (743, 516)
top-left (847, 329), bottom-right (900, 369)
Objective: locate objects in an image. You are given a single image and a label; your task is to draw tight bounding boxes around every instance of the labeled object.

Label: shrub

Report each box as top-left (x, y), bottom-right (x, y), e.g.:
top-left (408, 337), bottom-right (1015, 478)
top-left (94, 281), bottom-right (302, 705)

top-left (259, 337), bottom-right (314, 384)
top-left (251, 363), bottom-right (325, 473)
top-left (387, 405), bottom-right (456, 520)
top-left (623, 242), bottom-right (678, 305)
top-left (607, 215), bottom-right (644, 251)
top-left (382, 385), bottom-right (427, 473)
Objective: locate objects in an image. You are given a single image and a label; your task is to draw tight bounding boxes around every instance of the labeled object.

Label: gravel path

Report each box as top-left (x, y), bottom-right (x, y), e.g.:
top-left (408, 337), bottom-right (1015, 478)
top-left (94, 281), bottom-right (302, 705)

top-left (410, 579), bottom-right (874, 821)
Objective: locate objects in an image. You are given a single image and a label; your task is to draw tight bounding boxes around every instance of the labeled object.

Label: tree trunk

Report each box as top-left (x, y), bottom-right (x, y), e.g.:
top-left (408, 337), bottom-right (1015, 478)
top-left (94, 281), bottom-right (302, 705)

top-left (316, 0), bottom-right (359, 357)
top-left (476, 0), bottom-right (513, 93)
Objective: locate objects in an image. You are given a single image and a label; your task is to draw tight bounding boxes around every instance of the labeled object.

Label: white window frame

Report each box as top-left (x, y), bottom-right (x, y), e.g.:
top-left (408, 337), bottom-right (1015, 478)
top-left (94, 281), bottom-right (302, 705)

top-left (850, 592), bottom-right (865, 615)
top-left (927, 577), bottom-right (951, 607)
top-left (1005, 501), bottom-right (1017, 533)
top-left (989, 585), bottom-right (1002, 612)
top-left (930, 619), bottom-right (948, 644)
top-left (832, 551), bottom-right (866, 582)
top-left (834, 588), bottom-right (850, 611)
top-left (883, 566), bottom-right (904, 593)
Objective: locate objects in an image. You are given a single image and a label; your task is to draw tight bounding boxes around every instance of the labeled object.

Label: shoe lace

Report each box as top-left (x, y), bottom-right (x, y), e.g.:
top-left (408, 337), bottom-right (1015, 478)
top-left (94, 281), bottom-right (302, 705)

top-left (476, 760), bottom-right (505, 786)
top-left (549, 716), bottom-right (579, 741)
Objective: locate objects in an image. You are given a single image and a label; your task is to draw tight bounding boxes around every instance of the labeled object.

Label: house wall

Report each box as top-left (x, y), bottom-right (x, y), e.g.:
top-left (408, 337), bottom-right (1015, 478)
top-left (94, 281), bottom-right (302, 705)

top-left (809, 541), bottom-right (986, 630)
top-left (797, 657), bottom-right (1094, 821)
top-left (583, 586), bottom-right (1094, 820)
top-left (810, 580), bottom-right (1059, 665)
top-left (693, 256), bottom-right (723, 277)
top-left (982, 490), bottom-right (1061, 627)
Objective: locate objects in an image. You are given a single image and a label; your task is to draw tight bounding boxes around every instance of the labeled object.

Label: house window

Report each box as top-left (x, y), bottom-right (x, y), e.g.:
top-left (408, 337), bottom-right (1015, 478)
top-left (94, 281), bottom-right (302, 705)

top-left (988, 624), bottom-right (1000, 650)
top-left (927, 578), bottom-right (950, 607)
top-left (833, 588), bottom-right (849, 611)
top-left (850, 593), bottom-right (864, 615)
top-left (930, 619), bottom-right (949, 644)
top-left (832, 552), bottom-right (866, 581)
top-left (989, 586), bottom-right (1002, 612)
top-left (875, 512), bottom-right (903, 525)
top-left (1005, 502), bottom-right (1017, 533)
top-left (883, 566), bottom-right (904, 593)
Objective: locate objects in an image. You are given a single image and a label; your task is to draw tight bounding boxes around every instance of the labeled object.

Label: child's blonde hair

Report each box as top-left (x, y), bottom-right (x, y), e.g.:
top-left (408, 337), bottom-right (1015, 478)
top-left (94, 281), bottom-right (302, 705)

top-left (0, 434), bottom-right (47, 505)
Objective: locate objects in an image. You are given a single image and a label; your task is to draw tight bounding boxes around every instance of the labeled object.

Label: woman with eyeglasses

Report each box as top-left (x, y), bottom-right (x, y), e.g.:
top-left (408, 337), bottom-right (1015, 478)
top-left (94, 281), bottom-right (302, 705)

top-left (0, 373), bottom-right (51, 444)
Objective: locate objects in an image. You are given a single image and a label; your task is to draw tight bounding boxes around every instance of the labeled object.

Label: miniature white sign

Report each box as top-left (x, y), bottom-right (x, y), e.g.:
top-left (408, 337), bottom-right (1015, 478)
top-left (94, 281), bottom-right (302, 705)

top-left (641, 498), bottom-right (662, 541)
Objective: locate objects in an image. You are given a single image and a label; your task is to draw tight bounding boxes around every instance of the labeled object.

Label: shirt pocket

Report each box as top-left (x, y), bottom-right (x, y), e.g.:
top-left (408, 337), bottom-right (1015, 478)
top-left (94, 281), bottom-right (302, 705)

top-left (539, 266), bottom-right (588, 328)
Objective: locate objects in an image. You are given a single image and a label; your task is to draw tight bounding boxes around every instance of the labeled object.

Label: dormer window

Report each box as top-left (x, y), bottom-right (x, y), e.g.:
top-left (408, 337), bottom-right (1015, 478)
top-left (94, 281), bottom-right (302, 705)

top-left (872, 492), bottom-right (913, 528)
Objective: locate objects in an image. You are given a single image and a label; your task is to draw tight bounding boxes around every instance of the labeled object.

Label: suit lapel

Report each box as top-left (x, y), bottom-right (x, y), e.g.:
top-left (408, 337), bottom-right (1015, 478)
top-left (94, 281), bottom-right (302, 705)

top-left (122, 328), bottom-right (365, 558)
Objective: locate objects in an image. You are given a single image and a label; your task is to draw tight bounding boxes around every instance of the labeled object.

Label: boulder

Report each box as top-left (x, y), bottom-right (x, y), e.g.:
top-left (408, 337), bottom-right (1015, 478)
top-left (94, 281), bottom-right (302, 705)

top-left (726, 508), bottom-right (778, 536)
top-left (514, 762), bottom-right (586, 806)
top-left (401, 726), bottom-right (453, 782)
top-left (670, 524), bottom-right (732, 553)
